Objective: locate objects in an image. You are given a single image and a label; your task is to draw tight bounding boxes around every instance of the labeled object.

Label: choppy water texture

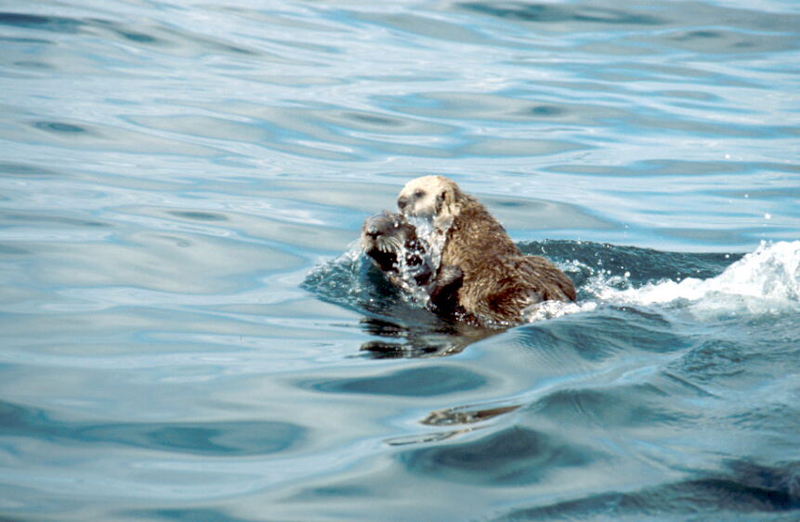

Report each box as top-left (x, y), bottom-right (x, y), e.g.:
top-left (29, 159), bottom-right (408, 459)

top-left (1, 0), bottom-right (799, 520)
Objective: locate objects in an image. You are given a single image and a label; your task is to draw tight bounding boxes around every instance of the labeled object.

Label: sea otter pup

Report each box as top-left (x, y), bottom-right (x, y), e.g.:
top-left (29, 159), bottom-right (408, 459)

top-left (361, 211), bottom-right (464, 316)
top-left (397, 175), bottom-right (576, 326)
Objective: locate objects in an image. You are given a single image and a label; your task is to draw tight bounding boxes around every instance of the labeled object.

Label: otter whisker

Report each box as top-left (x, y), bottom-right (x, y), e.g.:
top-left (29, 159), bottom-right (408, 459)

top-left (379, 236), bottom-right (402, 254)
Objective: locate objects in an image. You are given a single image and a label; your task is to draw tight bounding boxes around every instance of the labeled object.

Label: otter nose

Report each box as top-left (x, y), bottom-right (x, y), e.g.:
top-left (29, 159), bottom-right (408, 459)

top-left (397, 197), bottom-right (408, 211)
top-left (365, 223), bottom-right (381, 238)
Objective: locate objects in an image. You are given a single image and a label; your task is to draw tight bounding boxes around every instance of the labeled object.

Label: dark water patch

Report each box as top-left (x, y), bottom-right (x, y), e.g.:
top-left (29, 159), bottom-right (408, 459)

top-left (282, 107), bottom-right (461, 158)
top-left (0, 35), bottom-right (51, 44)
top-left (12, 60), bottom-right (54, 71)
top-left (118, 30), bottom-right (157, 44)
top-left (168, 211), bottom-right (229, 222)
top-left (299, 365), bottom-right (487, 397)
top-left (32, 121), bottom-right (89, 134)
top-left (344, 112), bottom-right (404, 128)
top-left (662, 28), bottom-right (800, 54)
top-left (342, 112), bottom-right (407, 129)
top-left (0, 211), bottom-right (110, 229)
top-left (93, 19), bottom-right (260, 56)
top-left (97, 17), bottom-right (259, 56)
top-left (288, 484), bottom-right (372, 504)
top-left (0, 12), bottom-right (83, 33)
top-left (0, 12), bottom-right (258, 57)
top-left (522, 240), bottom-right (739, 285)
top-left (90, 20), bottom-right (162, 45)
top-left (0, 400), bottom-right (305, 457)
top-left (526, 104), bottom-right (566, 117)
top-left (682, 29), bottom-right (721, 39)
top-left (79, 421), bottom-right (304, 456)
top-left (0, 161), bottom-right (62, 177)
top-left (459, 2), bottom-right (664, 27)
top-left (494, 462), bottom-right (800, 520)
top-left (123, 507), bottom-right (248, 522)
top-left (399, 426), bottom-right (598, 485)
top-left (90, 18), bottom-right (252, 54)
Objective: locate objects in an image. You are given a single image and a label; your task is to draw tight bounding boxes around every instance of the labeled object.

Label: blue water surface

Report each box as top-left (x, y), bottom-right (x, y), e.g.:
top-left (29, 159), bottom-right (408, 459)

top-left (1, 0), bottom-right (799, 520)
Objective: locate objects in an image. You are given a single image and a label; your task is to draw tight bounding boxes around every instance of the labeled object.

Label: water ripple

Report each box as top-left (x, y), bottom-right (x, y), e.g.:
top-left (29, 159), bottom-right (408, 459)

top-left (1, 0), bottom-right (799, 519)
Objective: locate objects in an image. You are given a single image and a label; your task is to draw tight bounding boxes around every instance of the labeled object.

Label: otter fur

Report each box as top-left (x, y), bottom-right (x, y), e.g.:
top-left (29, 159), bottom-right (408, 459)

top-left (397, 175), bottom-right (576, 326)
top-left (361, 211), bottom-right (463, 316)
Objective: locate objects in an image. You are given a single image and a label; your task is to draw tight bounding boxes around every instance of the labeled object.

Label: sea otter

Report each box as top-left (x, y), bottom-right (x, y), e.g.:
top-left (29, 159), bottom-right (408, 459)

top-left (361, 211), bottom-right (464, 316)
top-left (397, 175), bottom-right (576, 326)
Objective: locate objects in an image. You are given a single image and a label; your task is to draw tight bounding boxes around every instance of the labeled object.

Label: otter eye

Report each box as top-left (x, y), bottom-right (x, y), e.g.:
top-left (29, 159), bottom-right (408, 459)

top-left (413, 189), bottom-right (425, 199)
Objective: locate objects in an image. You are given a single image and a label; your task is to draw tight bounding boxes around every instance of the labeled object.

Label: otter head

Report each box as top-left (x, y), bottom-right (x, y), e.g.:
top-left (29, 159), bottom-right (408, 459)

top-left (396, 176), bottom-right (461, 230)
top-left (361, 212), bottom-right (422, 274)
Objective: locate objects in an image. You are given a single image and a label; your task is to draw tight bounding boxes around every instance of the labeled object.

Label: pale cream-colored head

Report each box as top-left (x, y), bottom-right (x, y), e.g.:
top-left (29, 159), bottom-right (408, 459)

top-left (396, 176), bottom-right (462, 226)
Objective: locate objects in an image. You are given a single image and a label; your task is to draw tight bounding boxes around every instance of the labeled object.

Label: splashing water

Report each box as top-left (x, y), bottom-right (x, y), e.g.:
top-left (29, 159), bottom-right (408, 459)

top-left (306, 240), bottom-right (800, 326)
top-left (406, 215), bottom-right (447, 273)
top-left (596, 241), bottom-right (800, 316)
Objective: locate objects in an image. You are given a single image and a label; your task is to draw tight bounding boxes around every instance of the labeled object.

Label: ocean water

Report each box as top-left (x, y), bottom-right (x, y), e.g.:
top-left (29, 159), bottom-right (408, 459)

top-left (1, 0), bottom-right (799, 520)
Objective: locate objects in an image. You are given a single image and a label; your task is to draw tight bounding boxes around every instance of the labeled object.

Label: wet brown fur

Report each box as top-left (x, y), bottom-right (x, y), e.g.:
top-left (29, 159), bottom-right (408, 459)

top-left (398, 176), bottom-right (576, 326)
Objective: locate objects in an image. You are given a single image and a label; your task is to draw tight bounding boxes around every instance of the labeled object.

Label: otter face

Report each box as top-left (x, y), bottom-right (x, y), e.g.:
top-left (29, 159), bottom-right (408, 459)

top-left (361, 212), bottom-right (433, 288)
top-left (397, 175), bottom-right (458, 220)
top-left (361, 212), bottom-right (409, 272)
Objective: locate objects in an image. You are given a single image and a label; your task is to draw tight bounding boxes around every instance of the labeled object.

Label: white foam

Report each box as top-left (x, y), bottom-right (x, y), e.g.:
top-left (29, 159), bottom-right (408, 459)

top-left (524, 299), bottom-right (598, 322)
top-left (597, 241), bottom-right (800, 315)
top-left (314, 240), bottom-right (800, 325)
